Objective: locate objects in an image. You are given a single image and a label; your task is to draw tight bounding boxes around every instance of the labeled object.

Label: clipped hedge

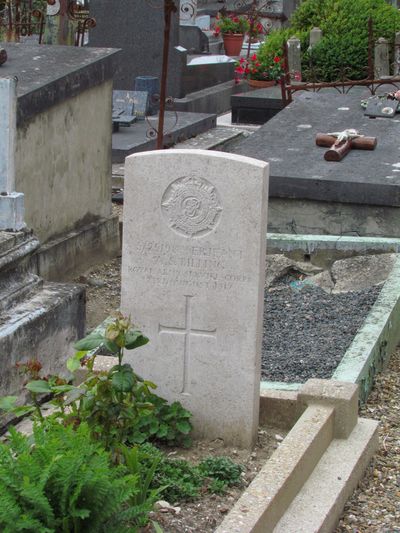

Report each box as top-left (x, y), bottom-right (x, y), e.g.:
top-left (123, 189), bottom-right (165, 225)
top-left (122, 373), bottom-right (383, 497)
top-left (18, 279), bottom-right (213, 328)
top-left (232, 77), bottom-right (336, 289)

top-left (261, 0), bottom-right (400, 81)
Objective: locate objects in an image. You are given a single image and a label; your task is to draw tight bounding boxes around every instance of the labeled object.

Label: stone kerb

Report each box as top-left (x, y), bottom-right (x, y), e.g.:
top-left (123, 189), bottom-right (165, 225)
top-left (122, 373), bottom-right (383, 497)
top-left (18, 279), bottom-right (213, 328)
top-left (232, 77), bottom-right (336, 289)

top-left (121, 149), bottom-right (269, 448)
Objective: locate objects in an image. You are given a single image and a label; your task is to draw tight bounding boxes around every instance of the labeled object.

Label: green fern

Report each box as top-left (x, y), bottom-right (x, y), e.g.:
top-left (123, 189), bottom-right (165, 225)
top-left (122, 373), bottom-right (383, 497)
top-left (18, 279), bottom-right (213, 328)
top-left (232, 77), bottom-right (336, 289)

top-left (0, 421), bottom-right (142, 532)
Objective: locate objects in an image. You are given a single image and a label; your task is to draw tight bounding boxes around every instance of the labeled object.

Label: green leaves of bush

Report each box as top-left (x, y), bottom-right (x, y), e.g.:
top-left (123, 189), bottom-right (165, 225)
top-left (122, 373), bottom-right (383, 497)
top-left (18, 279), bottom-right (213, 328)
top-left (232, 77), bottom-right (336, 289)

top-left (261, 0), bottom-right (400, 81)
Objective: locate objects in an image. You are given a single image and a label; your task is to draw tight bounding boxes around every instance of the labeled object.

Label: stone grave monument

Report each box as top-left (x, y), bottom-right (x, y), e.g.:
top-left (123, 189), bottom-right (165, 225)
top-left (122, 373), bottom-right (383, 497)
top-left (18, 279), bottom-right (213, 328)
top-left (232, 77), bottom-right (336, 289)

top-left (0, 76), bottom-right (84, 403)
top-left (89, 0), bottom-right (185, 97)
top-left (227, 90), bottom-right (400, 237)
top-left (121, 149), bottom-right (269, 448)
top-left (0, 42), bottom-right (120, 280)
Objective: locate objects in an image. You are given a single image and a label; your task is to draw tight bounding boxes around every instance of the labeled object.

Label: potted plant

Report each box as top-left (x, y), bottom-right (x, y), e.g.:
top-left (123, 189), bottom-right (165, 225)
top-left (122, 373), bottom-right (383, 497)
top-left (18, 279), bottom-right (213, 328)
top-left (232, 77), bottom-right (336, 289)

top-left (235, 53), bottom-right (284, 88)
top-left (214, 13), bottom-right (250, 56)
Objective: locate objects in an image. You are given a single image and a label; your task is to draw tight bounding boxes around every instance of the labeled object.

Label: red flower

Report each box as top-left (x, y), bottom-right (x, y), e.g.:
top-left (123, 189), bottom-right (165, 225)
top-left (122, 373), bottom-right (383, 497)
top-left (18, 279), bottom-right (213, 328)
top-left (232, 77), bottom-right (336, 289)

top-left (251, 53), bottom-right (257, 61)
top-left (239, 57), bottom-right (246, 64)
top-left (273, 56), bottom-right (281, 63)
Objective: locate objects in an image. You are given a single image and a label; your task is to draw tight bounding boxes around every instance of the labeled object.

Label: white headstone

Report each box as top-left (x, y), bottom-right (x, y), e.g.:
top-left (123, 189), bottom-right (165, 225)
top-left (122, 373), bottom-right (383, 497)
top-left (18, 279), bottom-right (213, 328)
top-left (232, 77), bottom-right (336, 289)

top-left (121, 149), bottom-right (269, 448)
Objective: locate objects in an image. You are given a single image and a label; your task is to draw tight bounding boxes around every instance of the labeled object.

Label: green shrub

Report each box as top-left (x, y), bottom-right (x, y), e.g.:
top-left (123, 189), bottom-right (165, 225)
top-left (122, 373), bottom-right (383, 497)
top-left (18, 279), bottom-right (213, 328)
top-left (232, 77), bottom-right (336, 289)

top-left (1, 314), bottom-right (193, 454)
top-left (261, 0), bottom-right (400, 81)
top-left (258, 28), bottom-right (309, 68)
top-left (0, 422), bottom-right (141, 532)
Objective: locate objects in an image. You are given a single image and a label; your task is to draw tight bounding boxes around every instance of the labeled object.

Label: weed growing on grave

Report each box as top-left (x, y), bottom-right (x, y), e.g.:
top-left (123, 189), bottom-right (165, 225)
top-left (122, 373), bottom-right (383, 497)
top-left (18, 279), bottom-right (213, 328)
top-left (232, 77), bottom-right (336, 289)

top-left (198, 456), bottom-right (244, 489)
top-left (137, 443), bottom-right (244, 503)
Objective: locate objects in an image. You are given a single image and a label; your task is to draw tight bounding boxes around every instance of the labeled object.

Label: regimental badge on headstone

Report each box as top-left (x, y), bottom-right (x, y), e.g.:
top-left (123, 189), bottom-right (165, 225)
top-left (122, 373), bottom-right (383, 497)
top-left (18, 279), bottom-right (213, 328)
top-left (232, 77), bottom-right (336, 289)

top-left (364, 96), bottom-right (399, 118)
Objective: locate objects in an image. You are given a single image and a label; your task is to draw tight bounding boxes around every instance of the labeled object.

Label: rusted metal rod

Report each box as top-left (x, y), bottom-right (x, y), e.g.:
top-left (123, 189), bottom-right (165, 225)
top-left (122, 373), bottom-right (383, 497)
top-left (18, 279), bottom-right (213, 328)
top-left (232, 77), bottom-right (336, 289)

top-left (157, 0), bottom-right (176, 150)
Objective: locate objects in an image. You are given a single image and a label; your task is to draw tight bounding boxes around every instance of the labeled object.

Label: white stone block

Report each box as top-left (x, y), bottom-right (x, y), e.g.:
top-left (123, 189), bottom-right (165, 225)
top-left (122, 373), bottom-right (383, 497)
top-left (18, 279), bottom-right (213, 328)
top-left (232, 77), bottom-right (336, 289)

top-left (0, 192), bottom-right (25, 231)
top-left (121, 149), bottom-right (269, 448)
top-left (195, 15), bottom-right (210, 30)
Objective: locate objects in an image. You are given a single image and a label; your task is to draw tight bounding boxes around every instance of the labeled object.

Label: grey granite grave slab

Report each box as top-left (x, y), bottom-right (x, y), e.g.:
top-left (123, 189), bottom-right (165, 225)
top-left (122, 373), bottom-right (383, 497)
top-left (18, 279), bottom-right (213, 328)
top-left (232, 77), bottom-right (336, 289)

top-left (112, 111), bottom-right (216, 163)
top-left (0, 42), bottom-right (119, 126)
top-left (231, 85), bottom-right (285, 124)
top-left (228, 90), bottom-right (400, 207)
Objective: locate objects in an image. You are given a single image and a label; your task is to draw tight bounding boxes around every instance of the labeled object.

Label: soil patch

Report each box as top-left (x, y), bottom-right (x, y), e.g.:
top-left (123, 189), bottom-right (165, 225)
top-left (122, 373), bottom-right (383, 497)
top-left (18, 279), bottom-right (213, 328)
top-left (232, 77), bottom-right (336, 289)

top-left (147, 425), bottom-right (284, 533)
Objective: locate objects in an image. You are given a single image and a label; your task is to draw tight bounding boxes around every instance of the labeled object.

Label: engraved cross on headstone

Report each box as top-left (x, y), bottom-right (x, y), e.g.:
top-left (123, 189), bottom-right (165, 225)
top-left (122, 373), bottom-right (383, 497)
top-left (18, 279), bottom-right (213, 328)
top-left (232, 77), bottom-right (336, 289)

top-left (159, 295), bottom-right (216, 394)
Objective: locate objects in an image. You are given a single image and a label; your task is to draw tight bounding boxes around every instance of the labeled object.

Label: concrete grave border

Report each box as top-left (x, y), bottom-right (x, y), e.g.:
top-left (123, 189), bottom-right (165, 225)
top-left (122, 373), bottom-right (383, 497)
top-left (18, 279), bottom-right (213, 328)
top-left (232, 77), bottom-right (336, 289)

top-left (261, 233), bottom-right (400, 403)
top-left (79, 232), bottom-right (394, 532)
top-left (217, 379), bottom-right (378, 533)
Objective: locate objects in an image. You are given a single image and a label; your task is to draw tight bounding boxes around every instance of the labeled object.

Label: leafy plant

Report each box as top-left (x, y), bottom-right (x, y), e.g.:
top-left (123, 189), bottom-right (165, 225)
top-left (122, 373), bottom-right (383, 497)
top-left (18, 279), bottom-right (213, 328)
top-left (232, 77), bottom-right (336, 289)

top-left (121, 445), bottom-right (165, 528)
top-left (198, 456), bottom-right (243, 488)
top-left (139, 444), bottom-right (243, 503)
top-left (0, 313), bottom-right (193, 454)
top-left (153, 457), bottom-right (204, 503)
top-left (70, 314), bottom-right (193, 452)
top-left (0, 421), bottom-right (142, 532)
top-left (128, 394), bottom-right (192, 447)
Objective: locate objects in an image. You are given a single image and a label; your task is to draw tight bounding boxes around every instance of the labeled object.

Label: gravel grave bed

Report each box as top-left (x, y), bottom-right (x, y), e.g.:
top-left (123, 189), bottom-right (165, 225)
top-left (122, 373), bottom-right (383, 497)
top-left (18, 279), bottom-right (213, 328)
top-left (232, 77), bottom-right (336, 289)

top-left (262, 283), bottom-right (381, 383)
top-left (79, 255), bottom-right (381, 385)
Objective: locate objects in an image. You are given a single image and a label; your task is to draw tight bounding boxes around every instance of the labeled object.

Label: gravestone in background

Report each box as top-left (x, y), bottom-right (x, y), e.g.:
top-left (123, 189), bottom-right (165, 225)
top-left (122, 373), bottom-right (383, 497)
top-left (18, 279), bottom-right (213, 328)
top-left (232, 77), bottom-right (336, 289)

top-left (121, 149), bottom-right (269, 448)
top-left (113, 90), bottom-right (149, 119)
top-left (89, 0), bottom-right (186, 97)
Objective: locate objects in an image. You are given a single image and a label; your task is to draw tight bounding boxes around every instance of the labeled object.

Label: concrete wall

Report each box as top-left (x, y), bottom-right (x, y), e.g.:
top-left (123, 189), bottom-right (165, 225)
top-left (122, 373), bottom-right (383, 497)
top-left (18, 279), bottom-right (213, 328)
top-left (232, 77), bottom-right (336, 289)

top-left (15, 80), bottom-right (113, 243)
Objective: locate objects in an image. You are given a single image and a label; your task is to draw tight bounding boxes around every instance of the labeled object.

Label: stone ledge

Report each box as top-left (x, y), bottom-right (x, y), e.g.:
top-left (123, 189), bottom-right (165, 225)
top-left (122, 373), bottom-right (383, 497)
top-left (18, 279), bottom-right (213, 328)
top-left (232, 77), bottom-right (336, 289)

top-left (0, 43), bottom-right (120, 127)
top-left (274, 418), bottom-right (379, 533)
top-left (217, 380), bottom-right (378, 533)
top-left (33, 215), bottom-right (120, 281)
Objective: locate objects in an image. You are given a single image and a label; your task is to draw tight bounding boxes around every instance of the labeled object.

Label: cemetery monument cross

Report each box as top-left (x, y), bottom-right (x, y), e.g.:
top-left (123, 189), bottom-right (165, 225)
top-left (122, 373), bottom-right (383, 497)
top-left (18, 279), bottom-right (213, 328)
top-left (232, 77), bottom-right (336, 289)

top-left (121, 149), bottom-right (269, 448)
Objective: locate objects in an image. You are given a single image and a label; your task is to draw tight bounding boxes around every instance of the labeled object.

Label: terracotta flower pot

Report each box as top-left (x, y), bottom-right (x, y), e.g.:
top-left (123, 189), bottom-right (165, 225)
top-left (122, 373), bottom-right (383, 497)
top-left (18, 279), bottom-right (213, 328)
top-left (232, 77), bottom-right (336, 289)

top-left (222, 33), bottom-right (244, 56)
top-left (247, 79), bottom-right (276, 89)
